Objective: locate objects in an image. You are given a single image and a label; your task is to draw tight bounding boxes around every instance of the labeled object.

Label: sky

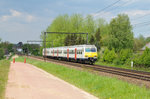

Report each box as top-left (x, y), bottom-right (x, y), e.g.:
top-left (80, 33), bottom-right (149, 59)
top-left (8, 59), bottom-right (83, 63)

top-left (0, 0), bottom-right (150, 43)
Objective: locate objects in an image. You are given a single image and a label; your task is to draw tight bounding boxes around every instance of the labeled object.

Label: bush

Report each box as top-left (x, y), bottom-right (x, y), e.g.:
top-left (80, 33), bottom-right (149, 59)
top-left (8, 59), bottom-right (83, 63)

top-left (134, 47), bottom-right (150, 67)
top-left (97, 52), bottom-right (101, 61)
top-left (102, 48), bottom-right (116, 63)
top-left (113, 58), bottom-right (121, 65)
top-left (102, 48), bottom-right (109, 62)
top-left (119, 49), bottom-right (133, 65)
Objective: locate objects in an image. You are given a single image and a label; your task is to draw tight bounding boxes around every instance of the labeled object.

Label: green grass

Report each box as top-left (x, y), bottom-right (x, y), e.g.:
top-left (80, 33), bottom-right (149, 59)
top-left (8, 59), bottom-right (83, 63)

top-left (0, 60), bottom-right (10, 99)
top-left (96, 61), bottom-right (150, 72)
top-left (15, 57), bottom-right (150, 99)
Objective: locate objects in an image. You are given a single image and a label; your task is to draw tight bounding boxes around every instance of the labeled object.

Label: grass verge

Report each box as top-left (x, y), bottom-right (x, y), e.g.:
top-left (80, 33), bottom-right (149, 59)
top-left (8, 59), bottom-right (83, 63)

top-left (96, 61), bottom-right (150, 72)
top-left (0, 60), bottom-right (10, 99)
top-left (15, 57), bottom-right (150, 99)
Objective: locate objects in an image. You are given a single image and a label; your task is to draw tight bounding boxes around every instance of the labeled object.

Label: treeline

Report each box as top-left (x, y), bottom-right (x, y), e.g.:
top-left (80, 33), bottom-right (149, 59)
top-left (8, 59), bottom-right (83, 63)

top-left (42, 13), bottom-right (150, 67)
top-left (0, 38), bottom-right (14, 59)
top-left (22, 44), bottom-right (41, 56)
top-left (41, 14), bottom-right (109, 50)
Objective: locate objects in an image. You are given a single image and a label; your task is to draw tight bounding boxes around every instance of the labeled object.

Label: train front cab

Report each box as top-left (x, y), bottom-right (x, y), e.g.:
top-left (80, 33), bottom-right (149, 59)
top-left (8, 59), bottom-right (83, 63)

top-left (84, 47), bottom-right (97, 64)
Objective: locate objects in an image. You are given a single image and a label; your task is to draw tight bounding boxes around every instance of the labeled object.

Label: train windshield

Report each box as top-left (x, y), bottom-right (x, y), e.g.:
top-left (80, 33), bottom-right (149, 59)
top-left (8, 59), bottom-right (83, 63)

top-left (85, 48), bottom-right (96, 52)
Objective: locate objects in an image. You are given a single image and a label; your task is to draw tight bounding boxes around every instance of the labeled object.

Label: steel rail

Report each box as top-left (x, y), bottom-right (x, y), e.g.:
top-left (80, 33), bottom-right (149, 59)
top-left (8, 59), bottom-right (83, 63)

top-left (28, 56), bottom-right (150, 82)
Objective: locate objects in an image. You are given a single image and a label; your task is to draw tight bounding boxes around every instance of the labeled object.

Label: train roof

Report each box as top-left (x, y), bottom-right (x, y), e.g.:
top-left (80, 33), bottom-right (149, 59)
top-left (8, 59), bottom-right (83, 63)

top-left (46, 44), bottom-right (96, 49)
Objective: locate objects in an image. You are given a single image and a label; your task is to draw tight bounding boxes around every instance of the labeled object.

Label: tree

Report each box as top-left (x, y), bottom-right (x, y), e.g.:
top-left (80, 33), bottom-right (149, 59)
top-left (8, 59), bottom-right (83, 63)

top-left (89, 35), bottom-right (95, 44)
top-left (146, 37), bottom-right (150, 43)
top-left (133, 35), bottom-right (146, 51)
top-left (108, 14), bottom-right (134, 52)
top-left (64, 35), bottom-right (71, 46)
top-left (0, 48), bottom-right (4, 59)
top-left (95, 28), bottom-right (101, 42)
top-left (95, 28), bottom-right (101, 50)
top-left (77, 35), bottom-right (85, 45)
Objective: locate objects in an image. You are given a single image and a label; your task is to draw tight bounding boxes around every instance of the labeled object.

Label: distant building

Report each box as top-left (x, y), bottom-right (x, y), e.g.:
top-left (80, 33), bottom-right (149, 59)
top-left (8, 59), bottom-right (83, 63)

top-left (141, 42), bottom-right (150, 50)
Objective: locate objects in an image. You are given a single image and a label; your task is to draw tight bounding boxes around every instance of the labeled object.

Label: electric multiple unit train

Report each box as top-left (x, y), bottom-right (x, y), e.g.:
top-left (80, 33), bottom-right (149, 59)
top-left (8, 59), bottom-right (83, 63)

top-left (43, 45), bottom-right (98, 64)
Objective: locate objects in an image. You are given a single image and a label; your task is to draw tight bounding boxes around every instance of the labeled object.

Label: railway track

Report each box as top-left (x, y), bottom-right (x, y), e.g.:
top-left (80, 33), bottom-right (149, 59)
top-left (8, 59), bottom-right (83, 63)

top-left (27, 55), bottom-right (150, 82)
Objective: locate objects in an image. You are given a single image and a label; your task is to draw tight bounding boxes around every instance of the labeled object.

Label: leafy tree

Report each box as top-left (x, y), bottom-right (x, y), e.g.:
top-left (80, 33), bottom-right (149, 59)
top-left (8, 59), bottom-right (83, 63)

top-left (77, 35), bottom-right (85, 45)
top-left (108, 14), bottom-right (134, 52)
top-left (95, 28), bottom-right (101, 50)
top-left (70, 14), bottom-right (84, 32)
top-left (64, 35), bottom-right (70, 46)
top-left (0, 41), bottom-right (14, 54)
top-left (146, 37), bottom-right (150, 43)
top-left (95, 28), bottom-right (101, 42)
top-left (22, 44), bottom-right (40, 56)
top-left (0, 48), bottom-right (4, 60)
top-left (89, 35), bottom-right (95, 44)
top-left (133, 35), bottom-right (146, 51)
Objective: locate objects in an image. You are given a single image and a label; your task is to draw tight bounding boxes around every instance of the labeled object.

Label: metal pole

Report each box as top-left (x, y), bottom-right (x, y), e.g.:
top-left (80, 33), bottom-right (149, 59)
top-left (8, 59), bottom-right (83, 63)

top-left (27, 41), bottom-right (29, 58)
top-left (87, 33), bottom-right (88, 44)
top-left (44, 32), bottom-right (46, 61)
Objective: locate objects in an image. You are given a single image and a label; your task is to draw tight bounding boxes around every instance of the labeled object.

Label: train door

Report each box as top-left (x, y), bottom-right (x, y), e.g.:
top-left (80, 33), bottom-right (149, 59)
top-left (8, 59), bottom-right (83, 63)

top-left (75, 48), bottom-right (77, 60)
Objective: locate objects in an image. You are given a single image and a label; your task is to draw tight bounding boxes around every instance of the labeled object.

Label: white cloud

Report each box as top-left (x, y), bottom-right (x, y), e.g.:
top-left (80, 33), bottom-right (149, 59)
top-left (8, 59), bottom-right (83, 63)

top-left (121, 0), bottom-right (139, 6)
top-left (122, 10), bottom-right (150, 24)
top-left (10, 9), bottom-right (21, 17)
top-left (91, 11), bottom-right (115, 22)
top-left (1, 15), bottom-right (10, 21)
top-left (0, 9), bottom-right (35, 22)
top-left (144, 33), bottom-right (150, 38)
top-left (124, 10), bottom-right (150, 17)
top-left (26, 15), bottom-right (35, 22)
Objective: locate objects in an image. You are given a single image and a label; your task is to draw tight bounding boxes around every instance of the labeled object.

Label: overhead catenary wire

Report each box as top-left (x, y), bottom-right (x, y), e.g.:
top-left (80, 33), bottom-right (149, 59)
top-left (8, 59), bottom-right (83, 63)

top-left (133, 20), bottom-right (150, 28)
top-left (93, 0), bottom-right (122, 17)
top-left (131, 12), bottom-right (150, 21)
top-left (94, 0), bottom-right (130, 18)
top-left (95, 0), bottom-right (122, 14)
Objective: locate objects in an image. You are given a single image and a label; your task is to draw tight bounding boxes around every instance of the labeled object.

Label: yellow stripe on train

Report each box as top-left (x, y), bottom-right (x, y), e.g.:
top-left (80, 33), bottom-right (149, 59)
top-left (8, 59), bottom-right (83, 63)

top-left (85, 52), bottom-right (97, 57)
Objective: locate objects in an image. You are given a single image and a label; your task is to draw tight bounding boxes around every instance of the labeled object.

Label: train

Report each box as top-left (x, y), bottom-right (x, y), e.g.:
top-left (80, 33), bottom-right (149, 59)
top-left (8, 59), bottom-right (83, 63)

top-left (42, 45), bottom-right (98, 64)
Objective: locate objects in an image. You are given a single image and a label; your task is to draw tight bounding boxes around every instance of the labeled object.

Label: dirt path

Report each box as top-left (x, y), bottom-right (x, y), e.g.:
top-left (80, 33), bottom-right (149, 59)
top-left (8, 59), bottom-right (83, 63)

top-left (5, 62), bottom-right (98, 99)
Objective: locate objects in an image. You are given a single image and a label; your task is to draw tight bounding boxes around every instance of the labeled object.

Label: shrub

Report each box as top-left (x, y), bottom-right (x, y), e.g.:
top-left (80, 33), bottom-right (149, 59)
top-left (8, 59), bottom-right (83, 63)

top-left (102, 48), bottom-right (116, 63)
top-left (102, 48), bottom-right (109, 62)
top-left (113, 58), bottom-right (121, 65)
top-left (134, 47), bottom-right (150, 67)
top-left (97, 52), bottom-right (101, 61)
top-left (119, 49), bottom-right (133, 65)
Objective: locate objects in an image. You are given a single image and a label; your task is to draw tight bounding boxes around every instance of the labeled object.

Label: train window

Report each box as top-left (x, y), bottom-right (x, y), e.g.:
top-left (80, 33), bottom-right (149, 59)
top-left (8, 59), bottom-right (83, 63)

top-left (85, 48), bottom-right (91, 52)
top-left (91, 48), bottom-right (96, 52)
top-left (64, 51), bottom-right (67, 54)
top-left (85, 48), bottom-right (96, 52)
top-left (59, 51), bottom-right (62, 54)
